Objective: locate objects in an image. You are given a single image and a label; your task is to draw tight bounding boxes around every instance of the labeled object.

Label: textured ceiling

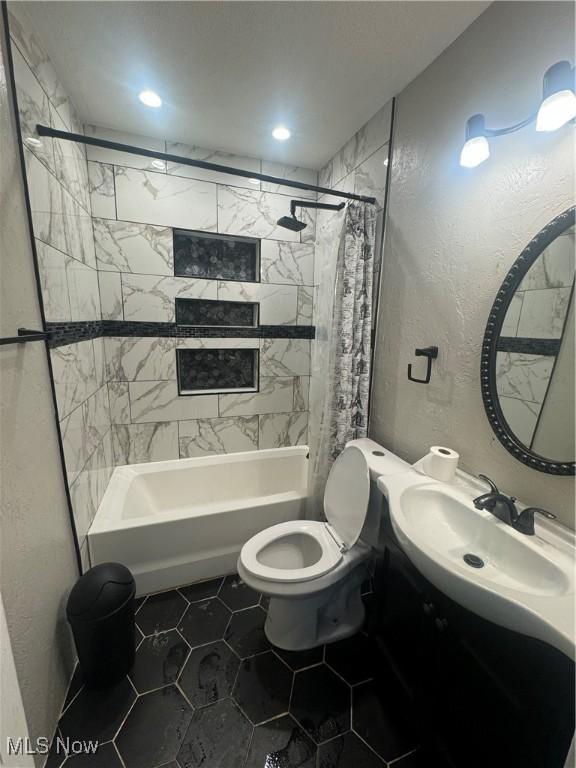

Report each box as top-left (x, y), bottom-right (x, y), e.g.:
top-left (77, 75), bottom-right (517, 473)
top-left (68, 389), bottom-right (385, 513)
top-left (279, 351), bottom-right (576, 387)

top-left (17, 1), bottom-right (490, 168)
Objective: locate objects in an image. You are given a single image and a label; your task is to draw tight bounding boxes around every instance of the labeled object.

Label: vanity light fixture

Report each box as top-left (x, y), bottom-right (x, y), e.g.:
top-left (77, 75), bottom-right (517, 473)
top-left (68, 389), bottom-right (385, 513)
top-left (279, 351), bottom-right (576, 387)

top-left (460, 60), bottom-right (575, 167)
top-left (460, 115), bottom-right (490, 168)
top-left (138, 89), bottom-right (162, 108)
top-left (272, 125), bottom-right (291, 141)
top-left (536, 61), bottom-right (576, 131)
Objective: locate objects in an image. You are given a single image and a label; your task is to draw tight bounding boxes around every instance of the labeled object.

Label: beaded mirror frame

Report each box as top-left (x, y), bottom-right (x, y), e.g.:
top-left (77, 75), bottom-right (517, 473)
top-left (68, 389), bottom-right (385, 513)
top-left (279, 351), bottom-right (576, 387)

top-left (480, 206), bottom-right (575, 476)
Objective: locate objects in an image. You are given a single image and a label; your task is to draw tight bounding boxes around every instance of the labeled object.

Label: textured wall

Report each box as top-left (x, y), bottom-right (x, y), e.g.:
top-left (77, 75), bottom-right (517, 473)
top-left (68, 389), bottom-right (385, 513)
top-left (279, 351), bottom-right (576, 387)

top-left (370, 2), bottom-right (575, 527)
top-left (0, 10), bottom-right (77, 761)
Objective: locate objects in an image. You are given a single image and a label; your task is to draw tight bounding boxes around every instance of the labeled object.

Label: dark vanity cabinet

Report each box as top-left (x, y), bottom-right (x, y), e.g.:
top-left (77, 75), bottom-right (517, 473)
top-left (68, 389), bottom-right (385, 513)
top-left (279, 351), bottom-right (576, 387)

top-left (372, 504), bottom-right (575, 768)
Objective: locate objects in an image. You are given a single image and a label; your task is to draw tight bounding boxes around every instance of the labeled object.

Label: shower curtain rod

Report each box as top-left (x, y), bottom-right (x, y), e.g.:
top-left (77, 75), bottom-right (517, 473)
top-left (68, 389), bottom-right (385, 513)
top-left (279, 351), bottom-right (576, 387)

top-left (35, 124), bottom-right (377, 205)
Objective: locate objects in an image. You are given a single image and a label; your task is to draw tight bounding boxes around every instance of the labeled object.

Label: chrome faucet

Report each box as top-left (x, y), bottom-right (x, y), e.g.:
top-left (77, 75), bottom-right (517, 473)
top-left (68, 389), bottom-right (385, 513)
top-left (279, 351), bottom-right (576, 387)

top-left (473, 475), bottom-right (556, 535)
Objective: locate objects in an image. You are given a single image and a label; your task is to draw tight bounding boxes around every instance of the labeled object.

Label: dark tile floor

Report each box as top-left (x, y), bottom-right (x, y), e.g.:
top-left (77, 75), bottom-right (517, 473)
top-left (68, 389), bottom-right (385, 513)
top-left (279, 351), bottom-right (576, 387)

top-left (47, 574), bottom-right (423, 768)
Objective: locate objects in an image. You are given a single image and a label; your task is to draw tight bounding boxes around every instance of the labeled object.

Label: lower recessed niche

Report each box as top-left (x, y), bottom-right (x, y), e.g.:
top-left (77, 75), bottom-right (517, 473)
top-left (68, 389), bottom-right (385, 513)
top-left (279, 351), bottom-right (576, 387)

top-left (175, 298), bottom-right (259, 328)
top-left (174, 229), bottom-right (260, 282)
top-left (177, 348), bottom-right (259, 395)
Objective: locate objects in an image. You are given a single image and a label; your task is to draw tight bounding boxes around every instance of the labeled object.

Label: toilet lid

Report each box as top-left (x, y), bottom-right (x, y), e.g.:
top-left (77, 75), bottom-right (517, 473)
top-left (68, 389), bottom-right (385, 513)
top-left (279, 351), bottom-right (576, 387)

top-left (324, 446), bottom-right (370, 548)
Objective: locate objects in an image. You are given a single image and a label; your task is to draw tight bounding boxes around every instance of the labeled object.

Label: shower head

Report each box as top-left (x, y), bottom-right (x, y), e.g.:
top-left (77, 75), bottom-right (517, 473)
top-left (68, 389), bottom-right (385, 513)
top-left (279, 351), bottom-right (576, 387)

top-left (277, 214), bottom-right (307, 232)
top-left (277, 199), bottom-right (346, 232)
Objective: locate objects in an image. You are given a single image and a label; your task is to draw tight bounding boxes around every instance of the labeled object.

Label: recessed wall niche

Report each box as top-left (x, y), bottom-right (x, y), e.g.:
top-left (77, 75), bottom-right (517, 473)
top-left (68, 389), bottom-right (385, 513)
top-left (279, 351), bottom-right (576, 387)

top-left (175, 298), bottom-right (259, 327)
top-left (174, 229), bottom-right (260, 282)
top-left (177, 348), bottom-right (259, 394)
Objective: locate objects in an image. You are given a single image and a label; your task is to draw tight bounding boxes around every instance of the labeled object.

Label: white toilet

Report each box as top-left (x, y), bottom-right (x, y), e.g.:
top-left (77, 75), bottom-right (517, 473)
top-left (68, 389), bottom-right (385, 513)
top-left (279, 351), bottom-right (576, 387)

top-left (238, 438), bottom-right (410, 650)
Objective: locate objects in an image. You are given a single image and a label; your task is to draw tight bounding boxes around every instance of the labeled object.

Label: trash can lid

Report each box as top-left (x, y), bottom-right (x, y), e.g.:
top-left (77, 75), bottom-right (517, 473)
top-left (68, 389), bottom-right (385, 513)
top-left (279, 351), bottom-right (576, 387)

top-left (67, 562), bottom-right (135, 621)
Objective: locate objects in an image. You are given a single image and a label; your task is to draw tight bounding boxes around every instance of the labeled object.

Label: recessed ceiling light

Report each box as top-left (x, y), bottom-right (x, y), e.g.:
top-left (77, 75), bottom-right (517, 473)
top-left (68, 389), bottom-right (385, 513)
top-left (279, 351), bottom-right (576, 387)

top-left (383, 158), bottom-right (389, 167)
top-left (151, 159), bottom-right (165, 170)
top-left (25, 137), bottom-right (42, 147)
top-left (139, 90), bottom-right (162, 108)
top-left (272, 125), bottom-right (291, 141)
top-left (249, 178), bottom-right (260, 185)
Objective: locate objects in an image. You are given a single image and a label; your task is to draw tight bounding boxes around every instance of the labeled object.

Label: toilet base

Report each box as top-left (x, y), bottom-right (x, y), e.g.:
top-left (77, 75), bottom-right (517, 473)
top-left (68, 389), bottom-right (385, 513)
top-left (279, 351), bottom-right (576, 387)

top-left (264, 563), bottom-right (366, 651)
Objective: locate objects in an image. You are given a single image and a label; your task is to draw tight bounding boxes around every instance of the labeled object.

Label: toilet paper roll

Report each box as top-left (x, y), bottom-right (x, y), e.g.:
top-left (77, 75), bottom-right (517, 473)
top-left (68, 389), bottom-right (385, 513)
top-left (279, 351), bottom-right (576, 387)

top-left (423, 446), bottom-right (460, 482)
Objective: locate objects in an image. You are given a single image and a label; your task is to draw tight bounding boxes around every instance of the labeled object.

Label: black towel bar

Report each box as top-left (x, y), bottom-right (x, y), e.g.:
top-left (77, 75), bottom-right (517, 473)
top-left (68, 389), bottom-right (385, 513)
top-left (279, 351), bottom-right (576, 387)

top-left (0, 328), bottom-right (48, 346)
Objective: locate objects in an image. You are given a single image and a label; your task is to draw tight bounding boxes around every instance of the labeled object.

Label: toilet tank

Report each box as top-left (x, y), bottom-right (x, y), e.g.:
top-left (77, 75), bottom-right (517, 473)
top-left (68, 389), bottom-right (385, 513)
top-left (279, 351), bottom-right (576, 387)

top-left (345, 438), bottom-right (411, 548)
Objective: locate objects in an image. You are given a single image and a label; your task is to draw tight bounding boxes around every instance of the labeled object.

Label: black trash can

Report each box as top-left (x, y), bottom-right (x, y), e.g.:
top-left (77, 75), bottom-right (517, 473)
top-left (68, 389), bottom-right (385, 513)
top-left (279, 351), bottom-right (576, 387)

top-left (66, 562), bottom-right (136, 689)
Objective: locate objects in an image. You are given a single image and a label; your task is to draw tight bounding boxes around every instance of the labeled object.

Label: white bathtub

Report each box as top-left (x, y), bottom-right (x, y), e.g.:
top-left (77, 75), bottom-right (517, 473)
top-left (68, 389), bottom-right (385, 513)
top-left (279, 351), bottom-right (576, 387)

top-left (88, 446), bottom-right (309, 595)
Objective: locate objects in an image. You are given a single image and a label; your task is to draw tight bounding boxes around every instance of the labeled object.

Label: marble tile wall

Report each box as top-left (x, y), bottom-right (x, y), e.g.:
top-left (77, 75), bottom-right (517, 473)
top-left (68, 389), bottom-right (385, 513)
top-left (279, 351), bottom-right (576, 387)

top-left (497, 229), bottom-right (575, 447)
top-left (10, 9), bottom-right (319, 538)
top-left (496, 351), bottom-right (553, 446)
top-left (82, 123), bottom-right (317, 463)
top-left (9, 7), bottom-right (111, 566)
top-left (105, 337), bottom-right (310, 460)
top-left (86, 129), bottom-right (317, 329)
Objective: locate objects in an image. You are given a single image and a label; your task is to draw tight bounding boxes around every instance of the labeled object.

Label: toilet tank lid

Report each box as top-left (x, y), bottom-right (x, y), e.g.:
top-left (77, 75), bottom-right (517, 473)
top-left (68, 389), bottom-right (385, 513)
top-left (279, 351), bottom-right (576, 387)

top-left (345, 438), bottom-right (411, 477)
top-left (324, 446), bottom-right (370, 549)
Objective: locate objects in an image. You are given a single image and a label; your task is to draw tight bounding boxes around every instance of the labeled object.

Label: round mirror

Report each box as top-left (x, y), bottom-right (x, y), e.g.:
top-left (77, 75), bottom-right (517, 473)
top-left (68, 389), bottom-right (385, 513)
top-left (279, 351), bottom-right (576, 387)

top-left (481, 207), bottom-right (575, 475)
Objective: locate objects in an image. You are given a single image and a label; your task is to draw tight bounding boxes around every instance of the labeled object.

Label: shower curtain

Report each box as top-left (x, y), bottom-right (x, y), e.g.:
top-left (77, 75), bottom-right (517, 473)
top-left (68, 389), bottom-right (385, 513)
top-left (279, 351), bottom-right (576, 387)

top-left (308, 200), bottom-right (377, 515)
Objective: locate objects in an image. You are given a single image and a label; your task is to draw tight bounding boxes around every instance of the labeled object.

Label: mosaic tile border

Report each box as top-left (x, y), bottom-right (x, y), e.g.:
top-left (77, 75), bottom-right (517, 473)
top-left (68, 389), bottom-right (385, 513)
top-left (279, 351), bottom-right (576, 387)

top-left (497, 337), bottom-right (561, 356)
top-left (46, 321), bottom-right (315, 348)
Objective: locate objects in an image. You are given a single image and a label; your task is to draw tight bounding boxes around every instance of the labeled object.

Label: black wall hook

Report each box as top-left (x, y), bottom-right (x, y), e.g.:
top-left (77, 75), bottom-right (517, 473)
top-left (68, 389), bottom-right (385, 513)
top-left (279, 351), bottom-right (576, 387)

top-left (408, 346), bottom-right (438, 384)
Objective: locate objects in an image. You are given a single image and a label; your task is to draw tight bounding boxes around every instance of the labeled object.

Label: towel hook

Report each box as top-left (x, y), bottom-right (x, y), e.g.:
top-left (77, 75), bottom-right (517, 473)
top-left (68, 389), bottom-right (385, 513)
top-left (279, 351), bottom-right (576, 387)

top-left (408, 346), bottom-right (438, 384)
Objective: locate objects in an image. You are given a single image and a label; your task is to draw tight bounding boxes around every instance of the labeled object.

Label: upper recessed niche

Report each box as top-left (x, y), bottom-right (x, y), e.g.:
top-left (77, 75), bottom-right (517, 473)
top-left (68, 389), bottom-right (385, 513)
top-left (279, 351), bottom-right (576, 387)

top-left (174, 229), bottom-right (260, 282)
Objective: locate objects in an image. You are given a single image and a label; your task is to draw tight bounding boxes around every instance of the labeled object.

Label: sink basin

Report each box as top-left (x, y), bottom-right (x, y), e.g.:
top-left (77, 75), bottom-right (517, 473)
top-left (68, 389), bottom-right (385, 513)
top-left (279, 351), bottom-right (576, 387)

top-left (401, 486), bottom-right (569, 597)
top-left (378, 470), bottom-right (575, 659)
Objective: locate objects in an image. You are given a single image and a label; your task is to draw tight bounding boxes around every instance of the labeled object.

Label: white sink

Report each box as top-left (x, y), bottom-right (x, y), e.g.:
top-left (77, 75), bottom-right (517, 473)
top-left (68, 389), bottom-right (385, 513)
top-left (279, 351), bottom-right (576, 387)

top-left (378, 470), bottom-right (575, 659)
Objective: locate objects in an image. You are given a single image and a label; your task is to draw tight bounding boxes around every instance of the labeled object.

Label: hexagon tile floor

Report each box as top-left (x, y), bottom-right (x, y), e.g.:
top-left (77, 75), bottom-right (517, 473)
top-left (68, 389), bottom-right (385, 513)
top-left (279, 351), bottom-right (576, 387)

top-left (46, 574), bottom-right (427, 768)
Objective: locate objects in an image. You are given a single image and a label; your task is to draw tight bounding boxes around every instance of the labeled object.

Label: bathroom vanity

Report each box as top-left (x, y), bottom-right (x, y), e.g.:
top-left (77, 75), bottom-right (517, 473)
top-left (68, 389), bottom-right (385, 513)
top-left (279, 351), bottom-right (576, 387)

top-left (366, 206), bottom-right (576, 767)
top-left (371, 496), bottom-right (575, 768)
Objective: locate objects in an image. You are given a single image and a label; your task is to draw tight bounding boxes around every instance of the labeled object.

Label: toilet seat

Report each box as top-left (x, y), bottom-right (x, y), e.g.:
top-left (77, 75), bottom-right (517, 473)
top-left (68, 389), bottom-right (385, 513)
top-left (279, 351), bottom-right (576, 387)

top-left (240, 520), bottom-right (343, 583)
top-left (240, 445), bottom-right (371, 585)
top-left (324, 445), bottom-right (370, 548)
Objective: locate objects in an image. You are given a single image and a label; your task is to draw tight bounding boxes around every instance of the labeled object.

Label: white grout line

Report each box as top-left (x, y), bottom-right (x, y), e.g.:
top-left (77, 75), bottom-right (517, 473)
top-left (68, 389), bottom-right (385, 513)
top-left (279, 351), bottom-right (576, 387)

top-left (175, 681), bottom-right (195, 711)
top-left (223, 600), bottom-right (263, 615)
top-left (241, 725), bottom-right (255, 768)
top-left (287, 663), bottom-right (296, 711)
top-left (316, 730), bottom-right (344, 747)
top-left (253, 709), bottom-right (290, 727)
top-left (113, 741), bottom-right (127, 768)
top-left (111, 691), bottom-right (137, 743)
top-left (388, 746), bottom-right (421, 765)
top-left (175, 626), bottom-right (192, 653)
top-left (351, 726), bottom-right (388, 765)
top-left (230, 650), bottom-right (244, 699)
top-left (227, 693), bottom-right (255, 727)
top-left (59, 676), bottom-right (84, 717)
top-left (324, 661), bottom-right (354, 689)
